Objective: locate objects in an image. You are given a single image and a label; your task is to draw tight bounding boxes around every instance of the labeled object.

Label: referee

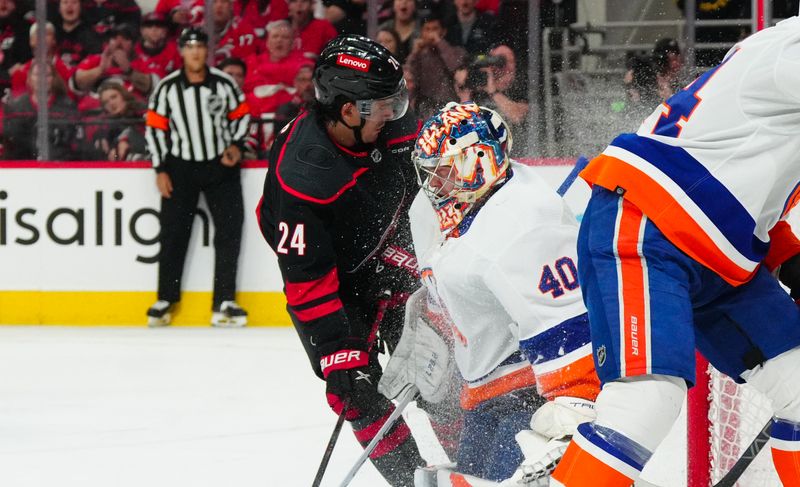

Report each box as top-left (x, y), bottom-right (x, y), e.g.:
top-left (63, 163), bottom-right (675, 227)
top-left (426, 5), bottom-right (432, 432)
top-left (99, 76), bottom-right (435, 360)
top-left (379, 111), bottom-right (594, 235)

top-left (144, 27), bottom-right (250, 328)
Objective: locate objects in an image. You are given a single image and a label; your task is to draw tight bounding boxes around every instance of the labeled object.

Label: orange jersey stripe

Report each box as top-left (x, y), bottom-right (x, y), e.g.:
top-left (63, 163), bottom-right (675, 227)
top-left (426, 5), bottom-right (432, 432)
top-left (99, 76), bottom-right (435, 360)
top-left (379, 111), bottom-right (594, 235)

top-left (450, 473), bottom-right (474, 487)
top-left (616, 199), bottom-right (649, 377)
top-left (582, 154), bottom-right (757, 286)
top-left (460, 367), bottom-right (536, 411)
top-left (772, 448), bottom-right (800, 486)
top-left (146, 110), bottom-right (169, 131)
top-left (536, 353), bottom-right (601, 401)
top-left (551, 440), bottom-right (634, 487)
top-left (228, 101), bottom-right (250, 120)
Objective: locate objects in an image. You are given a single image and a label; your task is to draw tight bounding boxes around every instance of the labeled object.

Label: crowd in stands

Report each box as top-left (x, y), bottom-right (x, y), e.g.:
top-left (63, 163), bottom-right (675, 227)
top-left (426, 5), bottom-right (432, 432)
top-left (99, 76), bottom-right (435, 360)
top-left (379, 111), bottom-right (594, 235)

top-left (0, 0), bottom-right (778, 161)
top-left (0, 0), bottom-right (547, 161)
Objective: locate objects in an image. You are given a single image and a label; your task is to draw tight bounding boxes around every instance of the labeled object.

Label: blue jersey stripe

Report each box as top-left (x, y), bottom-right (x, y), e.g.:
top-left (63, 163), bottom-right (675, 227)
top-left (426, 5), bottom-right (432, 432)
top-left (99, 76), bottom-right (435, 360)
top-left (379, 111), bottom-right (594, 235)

top-left (610, 134), bottom-right (769, 263)
top-left (771, 419), bottom-right (800, 442)
top-left (577, 423), bottom-right (649, 471)
top-left (519, 313), bottom-right (591, 365)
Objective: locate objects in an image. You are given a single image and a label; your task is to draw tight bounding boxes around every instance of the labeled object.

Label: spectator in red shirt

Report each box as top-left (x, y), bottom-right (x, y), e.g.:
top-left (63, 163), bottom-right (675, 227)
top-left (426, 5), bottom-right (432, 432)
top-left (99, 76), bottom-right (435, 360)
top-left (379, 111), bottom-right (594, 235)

top-left (235, 0), bottom-right (287, 38)
top-left (73, 23), bottom-right (156, 100)
top-left (11, 22), bottom-right (73, 99)
top-left (82, 0), bottom-right (141, 38)
top-left (244, 20), bottom-right (308, 143)
top-left (134, 12), bottom-right (182, 80)
top-left (4, 63), bottom-right (81, 160)
top-left (0, 0), bottom-right (32, 95)
top-left (54, 0), bottom-right (102, 70)
top-left (153, 0), bottom-right (204, 27)
top-left (288, 0), bottom-right (337, 60)
top-left (212, 0), bottom-right (258, 65)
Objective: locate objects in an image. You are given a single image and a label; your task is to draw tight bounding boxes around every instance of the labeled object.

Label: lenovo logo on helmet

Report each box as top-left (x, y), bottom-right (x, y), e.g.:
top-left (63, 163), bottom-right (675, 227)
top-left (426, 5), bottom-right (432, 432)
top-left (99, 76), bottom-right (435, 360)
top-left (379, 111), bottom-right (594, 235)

top-left (336, 54), bottom-right (371, 72)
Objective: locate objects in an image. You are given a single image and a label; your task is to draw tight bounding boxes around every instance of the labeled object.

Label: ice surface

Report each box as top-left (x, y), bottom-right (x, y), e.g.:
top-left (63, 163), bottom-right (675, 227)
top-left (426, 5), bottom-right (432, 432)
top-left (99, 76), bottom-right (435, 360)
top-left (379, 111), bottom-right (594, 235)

top-left (0, 326), bottom-right (686, 486)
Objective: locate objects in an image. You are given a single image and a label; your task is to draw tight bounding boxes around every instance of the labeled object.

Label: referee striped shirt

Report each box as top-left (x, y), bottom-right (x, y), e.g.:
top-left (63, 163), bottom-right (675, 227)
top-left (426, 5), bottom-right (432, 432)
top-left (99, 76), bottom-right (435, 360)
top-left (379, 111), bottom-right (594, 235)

top-left (145, 66), bottom-right (251, 169)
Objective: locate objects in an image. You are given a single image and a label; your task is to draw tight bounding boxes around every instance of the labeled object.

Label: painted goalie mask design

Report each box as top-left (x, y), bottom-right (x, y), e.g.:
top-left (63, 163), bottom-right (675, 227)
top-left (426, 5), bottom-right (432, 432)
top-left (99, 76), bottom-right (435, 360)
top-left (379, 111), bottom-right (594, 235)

top-left (412, 102), bottom-right (513, 234)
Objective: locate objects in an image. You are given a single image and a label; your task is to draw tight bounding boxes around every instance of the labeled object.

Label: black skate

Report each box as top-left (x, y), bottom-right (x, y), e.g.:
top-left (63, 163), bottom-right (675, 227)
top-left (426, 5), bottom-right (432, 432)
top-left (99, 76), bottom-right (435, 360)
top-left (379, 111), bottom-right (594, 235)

top-left (211, 301), bottom-right (248, 328)
top-left (147, 300), bottom-right (174, 327)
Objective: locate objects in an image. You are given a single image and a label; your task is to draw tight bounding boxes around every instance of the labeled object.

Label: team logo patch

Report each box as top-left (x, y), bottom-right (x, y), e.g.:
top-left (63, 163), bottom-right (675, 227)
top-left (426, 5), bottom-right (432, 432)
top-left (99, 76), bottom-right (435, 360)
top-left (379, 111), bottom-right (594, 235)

top-left (597, 345), bottom-right (607, 367)
top-left (336, 53), bottom-right (371, 72)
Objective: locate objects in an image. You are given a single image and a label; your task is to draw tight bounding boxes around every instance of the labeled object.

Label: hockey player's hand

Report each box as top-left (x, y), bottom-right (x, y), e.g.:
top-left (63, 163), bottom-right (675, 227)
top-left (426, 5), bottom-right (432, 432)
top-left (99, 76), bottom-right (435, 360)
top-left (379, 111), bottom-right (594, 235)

top-left (320, 341), bottom-right (380, 418)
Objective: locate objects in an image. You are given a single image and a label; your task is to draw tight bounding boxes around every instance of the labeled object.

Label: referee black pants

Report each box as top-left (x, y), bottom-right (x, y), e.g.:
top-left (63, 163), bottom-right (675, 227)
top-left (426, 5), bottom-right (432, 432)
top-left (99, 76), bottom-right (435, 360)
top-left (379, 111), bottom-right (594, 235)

top-left (157, 158), bottom-right (244, 309)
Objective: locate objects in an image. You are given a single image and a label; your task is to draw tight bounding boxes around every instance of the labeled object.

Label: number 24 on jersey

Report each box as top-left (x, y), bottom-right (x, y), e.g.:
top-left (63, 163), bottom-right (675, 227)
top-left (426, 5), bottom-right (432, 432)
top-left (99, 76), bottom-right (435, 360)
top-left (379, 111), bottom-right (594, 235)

top-left (276, 222), bottom-right (306, 255)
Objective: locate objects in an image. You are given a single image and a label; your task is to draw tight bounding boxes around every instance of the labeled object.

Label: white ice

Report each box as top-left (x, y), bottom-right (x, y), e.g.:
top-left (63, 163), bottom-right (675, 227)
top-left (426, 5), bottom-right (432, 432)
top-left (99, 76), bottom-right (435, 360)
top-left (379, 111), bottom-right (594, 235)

top-left (0, 326), bottom-right (686, 487)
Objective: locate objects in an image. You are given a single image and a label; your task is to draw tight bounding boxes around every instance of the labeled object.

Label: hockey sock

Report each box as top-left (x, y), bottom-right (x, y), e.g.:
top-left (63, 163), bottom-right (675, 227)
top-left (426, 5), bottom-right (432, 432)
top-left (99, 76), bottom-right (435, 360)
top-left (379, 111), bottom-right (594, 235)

top-left (550, 423), bottom-right (650, 487)
top-left (429, 414), bottom-right (463, 461)
top-left (351, 403), bottom-right (424, 486)
top-left (770, 418), bottom-right (800, 486)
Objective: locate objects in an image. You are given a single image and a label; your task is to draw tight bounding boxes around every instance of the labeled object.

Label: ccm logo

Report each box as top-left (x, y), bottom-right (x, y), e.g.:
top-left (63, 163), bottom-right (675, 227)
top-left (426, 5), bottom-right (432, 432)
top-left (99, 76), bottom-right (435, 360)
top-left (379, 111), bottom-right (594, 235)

top-left (321, 350), bottom-right (363, 370)
top-left (336, 54), bottom-right (371, 72)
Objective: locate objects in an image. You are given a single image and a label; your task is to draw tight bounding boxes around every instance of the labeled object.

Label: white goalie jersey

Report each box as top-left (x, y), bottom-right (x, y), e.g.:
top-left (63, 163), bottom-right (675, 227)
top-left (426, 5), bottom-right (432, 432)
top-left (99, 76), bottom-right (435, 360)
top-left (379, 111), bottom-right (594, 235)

top-left (410, 162), bottom-right (600, 404)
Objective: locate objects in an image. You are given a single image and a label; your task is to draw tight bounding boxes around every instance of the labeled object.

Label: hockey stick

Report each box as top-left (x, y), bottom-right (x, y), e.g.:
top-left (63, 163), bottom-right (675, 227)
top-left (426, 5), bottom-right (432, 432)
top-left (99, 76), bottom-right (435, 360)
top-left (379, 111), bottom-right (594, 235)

top-left (556, 156), bottom-right (590, 197)
top-left (711, 419), bottom-right (772, 487)
top-left (311, 292), bottom-right (393, 486)
top-left (311, 398), bottom-right (350, 487)
top-left (337, 385), bottom-right (420, 487)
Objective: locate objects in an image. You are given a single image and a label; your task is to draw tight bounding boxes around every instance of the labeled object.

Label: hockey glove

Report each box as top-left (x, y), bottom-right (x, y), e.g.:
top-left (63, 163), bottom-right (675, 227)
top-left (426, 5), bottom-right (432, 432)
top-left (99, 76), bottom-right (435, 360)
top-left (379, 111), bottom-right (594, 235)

top-left (379, 287), bottom-right (456, 404)
top-left (320, 339), bottom-right (381, 420)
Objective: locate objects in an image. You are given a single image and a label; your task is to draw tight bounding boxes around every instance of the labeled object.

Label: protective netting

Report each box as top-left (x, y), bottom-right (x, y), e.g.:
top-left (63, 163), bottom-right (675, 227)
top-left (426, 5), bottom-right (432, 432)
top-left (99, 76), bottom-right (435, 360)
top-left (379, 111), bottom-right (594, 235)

top-left (707, 366), bottom-right (779, 486)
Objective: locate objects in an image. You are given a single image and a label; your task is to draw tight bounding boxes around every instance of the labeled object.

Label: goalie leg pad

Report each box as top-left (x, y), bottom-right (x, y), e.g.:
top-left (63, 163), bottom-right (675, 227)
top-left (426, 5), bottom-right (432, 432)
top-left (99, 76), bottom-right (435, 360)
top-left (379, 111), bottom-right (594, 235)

top-left (550, 423), bottom-right (643, 487)
top-left (593, 374), bottom-right (686, 452)
top-left (741, 345), bottom-right (800, 422)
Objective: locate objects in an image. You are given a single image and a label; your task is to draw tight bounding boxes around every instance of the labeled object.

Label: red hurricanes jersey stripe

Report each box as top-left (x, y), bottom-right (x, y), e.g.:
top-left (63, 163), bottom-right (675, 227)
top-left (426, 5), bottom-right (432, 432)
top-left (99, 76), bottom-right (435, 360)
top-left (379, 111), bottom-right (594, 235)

top-left (369, 421), bottom-right (412, 459)
top-left (292, 298), bottom-right (344, 322)
top-left (275, 113), bottom-right (371, 205)
top-left (285, 268), bottom-right (340, 306)
top-left (354, 408), bottom-right (394, 443)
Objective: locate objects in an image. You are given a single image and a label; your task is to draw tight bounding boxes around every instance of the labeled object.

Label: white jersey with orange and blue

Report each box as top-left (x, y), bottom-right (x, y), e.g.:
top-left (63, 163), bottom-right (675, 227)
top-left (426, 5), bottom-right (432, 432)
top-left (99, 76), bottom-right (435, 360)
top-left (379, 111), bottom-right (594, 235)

top-left (582, 17), bottom-right (800, 286)
top-left (409, 162), bottom-right (601, 409)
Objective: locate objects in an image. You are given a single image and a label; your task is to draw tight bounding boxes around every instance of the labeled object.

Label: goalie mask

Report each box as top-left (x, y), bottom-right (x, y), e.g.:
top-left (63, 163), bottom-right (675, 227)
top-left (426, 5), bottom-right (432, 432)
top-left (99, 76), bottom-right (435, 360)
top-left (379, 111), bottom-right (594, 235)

top-left (412, 102), bottom-right (513, 235)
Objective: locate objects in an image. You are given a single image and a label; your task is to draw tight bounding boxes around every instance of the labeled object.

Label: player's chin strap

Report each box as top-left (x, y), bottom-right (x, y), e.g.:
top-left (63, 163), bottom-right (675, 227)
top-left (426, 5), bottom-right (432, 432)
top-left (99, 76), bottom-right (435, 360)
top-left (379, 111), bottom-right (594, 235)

top-left (341, 117), bottom-right (367, 146)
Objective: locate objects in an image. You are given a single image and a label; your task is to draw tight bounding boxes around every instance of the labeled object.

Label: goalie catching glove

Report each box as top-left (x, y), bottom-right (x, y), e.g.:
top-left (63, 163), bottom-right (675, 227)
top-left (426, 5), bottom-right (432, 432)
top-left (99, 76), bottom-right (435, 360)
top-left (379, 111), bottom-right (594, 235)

top-left (378, 287), bottom-right (456, 404)
top-left (501, 397), bottom-right (596, 486)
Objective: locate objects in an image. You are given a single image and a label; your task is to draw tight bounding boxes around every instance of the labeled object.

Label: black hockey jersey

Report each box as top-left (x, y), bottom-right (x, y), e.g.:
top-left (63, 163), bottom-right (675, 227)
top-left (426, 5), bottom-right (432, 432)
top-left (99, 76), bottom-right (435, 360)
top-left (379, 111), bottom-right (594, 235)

top-left (258, 110), bottom-right (421, 374)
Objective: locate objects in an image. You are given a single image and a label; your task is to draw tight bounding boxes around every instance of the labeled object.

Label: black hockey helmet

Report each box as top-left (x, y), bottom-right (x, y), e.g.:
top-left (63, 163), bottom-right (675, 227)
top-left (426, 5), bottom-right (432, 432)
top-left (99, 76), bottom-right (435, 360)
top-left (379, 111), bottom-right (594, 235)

top-left (314, 34), bottom-right (408, 121)
top-left (178, 27), bottom-right (209, 48)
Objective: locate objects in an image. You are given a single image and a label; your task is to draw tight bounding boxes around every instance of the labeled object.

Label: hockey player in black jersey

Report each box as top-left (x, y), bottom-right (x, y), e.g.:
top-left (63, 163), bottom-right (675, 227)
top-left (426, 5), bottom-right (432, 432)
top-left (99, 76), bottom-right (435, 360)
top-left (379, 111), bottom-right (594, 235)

top-left (258, 35), bottom-right (435, 485)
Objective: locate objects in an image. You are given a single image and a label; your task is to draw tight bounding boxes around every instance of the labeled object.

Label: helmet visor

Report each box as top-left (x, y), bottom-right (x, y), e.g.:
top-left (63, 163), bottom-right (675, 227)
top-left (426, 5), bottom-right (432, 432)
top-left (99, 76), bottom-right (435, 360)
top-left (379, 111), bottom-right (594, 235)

top-left (355, 80), bottom-right (409, 122)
